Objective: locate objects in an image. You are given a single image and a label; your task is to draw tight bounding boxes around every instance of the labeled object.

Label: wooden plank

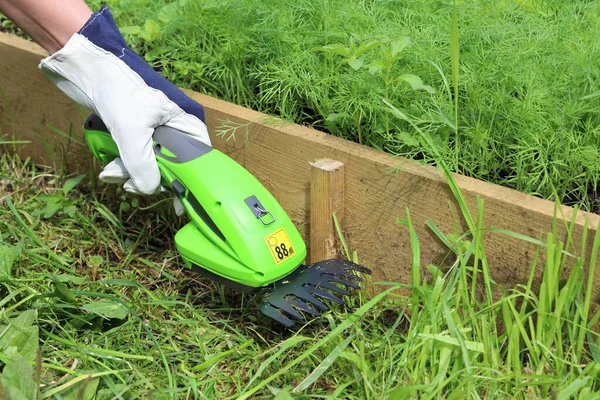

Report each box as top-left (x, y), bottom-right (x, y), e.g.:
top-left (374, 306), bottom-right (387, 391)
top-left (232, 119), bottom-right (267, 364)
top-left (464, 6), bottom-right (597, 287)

top-left (192, 90), bottom-right (600, 297)
top-left (2, 32), bottom-right (599, 301)
top-left (309, 159), bottom-right (345, 263)
top-left (0, 33), bottom-right (88, 171)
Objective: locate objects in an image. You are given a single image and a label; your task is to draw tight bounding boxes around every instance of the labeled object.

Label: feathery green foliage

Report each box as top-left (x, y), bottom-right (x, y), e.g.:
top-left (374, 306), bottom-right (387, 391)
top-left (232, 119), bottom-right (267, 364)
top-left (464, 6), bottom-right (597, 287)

top-left (76, 0), bottom-right (600, 211)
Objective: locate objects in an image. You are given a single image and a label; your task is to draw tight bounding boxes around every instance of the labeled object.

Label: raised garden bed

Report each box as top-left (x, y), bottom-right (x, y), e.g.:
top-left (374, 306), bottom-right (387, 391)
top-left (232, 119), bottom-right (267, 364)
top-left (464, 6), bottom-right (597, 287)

top-left (2, 32), bottom-right (599, 299)
top-left (2, 31), bottom-right (600, 398)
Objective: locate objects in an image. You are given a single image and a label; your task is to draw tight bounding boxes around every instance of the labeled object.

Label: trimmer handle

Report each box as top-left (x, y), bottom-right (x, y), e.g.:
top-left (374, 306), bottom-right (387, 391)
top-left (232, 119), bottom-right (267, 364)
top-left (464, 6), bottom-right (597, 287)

top-left (82, 114), bottom-right (309, 289)
top-left (83, 114), bottom-right (120, 163)
top-left (83, 114), bottom-right (213, 165)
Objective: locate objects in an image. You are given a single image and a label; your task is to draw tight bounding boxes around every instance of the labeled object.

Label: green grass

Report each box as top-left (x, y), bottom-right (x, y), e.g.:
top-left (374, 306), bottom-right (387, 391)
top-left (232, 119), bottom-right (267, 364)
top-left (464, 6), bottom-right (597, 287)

top-left (0, 143), bottom-right (599, 397)
top-left (74, 0), bottom-right (600, 211)
top-left (2, 1), bottom-right (600, 396)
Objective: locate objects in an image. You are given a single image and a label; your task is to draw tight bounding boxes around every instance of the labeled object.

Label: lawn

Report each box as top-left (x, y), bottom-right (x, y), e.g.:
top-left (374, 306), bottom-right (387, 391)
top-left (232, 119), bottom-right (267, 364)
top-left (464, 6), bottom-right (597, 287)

top-left (0, 148), bottom-right (599, 398)
top-left (1, 0), bottom-right (600, 398)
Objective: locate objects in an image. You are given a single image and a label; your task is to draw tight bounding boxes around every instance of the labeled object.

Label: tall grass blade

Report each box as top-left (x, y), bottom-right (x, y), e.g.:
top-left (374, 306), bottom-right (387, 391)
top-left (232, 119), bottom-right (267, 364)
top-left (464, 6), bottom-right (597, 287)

top-left (245, 336), bottom-right (311, 389)
top-left (238, 286), bottom-right (399, 399)
top-left (4, 196), bottom-right (71, 270)
top-left (577, 219), bottom-right (600, 356)
top-left (333, 212), bottom-right (351, 260)
top-left (398, 208), bottom-right (421, 287)
top-left (425, 219), bottom-right (457, 253)
top-left (450, 0), bottom-right (460, 133)
top-left (293, 334), bottom-right (354, 392)
top-left (40, 370), bottom-right (121, 399)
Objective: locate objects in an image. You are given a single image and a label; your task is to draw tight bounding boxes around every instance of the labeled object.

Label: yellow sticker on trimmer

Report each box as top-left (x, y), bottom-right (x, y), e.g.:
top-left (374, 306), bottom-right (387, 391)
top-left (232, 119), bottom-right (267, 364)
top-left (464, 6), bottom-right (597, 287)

top-left (265, 228), bottom-right (295, 264)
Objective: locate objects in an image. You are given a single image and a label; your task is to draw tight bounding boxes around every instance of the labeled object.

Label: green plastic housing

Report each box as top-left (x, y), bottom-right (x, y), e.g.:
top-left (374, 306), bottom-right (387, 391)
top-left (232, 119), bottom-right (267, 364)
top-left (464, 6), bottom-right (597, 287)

top-left (83, 125), bottom-right (307, 288)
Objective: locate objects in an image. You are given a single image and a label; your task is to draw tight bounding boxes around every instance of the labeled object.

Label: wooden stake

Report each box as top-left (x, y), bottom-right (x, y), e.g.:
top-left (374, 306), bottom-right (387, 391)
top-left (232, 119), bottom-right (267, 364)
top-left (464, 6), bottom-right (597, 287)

top-left (310, 158), bottom-right (345, 263)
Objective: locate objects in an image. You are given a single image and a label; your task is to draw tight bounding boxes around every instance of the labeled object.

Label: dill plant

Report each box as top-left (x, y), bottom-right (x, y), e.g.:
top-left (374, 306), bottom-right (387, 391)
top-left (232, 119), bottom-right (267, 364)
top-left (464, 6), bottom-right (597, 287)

top-left (84, 0), bottom-right (600, 210)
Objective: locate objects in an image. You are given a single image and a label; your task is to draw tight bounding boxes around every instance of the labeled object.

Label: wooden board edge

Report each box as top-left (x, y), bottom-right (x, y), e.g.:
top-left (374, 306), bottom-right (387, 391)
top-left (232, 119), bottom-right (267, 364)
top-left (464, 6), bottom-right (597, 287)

top-left (187, 91), bottom-right (600, 231)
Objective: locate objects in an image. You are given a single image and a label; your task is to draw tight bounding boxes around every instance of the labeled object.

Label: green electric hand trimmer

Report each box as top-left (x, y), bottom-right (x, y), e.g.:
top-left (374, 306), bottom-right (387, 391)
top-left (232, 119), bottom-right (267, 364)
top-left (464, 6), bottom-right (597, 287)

top-left (83, 114), bottom-right (370, 327)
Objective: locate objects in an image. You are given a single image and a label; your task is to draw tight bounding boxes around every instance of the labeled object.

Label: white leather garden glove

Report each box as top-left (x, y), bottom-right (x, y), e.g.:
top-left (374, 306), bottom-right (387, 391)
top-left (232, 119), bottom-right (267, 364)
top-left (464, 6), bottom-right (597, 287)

top-left (39, 6), bottom-right (210, 200)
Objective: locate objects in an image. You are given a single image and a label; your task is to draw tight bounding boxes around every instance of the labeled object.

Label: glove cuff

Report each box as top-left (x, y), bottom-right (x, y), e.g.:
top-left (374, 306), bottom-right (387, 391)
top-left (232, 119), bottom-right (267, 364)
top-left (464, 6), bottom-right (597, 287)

top-left (77, 6), bottom-right (129, 60)
top-left (58, 6), bottom-right (206, 124)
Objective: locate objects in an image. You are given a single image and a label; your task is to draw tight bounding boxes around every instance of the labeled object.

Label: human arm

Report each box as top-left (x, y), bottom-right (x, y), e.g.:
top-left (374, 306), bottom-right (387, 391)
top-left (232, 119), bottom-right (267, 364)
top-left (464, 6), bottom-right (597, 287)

top-left (0, 0), bottom-right (92, 53)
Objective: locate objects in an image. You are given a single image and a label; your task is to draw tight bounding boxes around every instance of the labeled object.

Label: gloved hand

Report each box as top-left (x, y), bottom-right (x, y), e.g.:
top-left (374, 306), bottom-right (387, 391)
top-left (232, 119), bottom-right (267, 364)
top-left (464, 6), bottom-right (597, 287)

top-left (39, 6), bottom-right (210, 202)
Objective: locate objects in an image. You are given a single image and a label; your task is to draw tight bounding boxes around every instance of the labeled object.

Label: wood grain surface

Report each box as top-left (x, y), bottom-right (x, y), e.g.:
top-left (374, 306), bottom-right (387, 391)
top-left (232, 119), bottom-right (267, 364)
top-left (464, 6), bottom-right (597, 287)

top-left (309, 159), bottom-right (345, 263)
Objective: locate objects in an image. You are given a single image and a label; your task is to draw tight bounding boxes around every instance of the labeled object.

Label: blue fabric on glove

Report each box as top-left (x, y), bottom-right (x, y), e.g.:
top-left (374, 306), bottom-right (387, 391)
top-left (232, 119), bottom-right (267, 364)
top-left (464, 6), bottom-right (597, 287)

top-left (79, 6), bottom-right (205, 123)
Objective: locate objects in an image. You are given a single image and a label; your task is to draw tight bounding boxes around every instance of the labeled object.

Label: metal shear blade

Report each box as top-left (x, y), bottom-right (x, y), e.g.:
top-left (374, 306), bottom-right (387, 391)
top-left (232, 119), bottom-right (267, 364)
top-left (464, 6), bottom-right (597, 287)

top-left (259, 259), bottom-right (371, 327)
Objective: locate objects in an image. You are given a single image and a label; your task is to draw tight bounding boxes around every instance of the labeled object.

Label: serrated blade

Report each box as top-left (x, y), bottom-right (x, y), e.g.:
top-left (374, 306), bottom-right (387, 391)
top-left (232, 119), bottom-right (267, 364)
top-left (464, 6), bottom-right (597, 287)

top-left (258, 259), bottom-right (371, 327)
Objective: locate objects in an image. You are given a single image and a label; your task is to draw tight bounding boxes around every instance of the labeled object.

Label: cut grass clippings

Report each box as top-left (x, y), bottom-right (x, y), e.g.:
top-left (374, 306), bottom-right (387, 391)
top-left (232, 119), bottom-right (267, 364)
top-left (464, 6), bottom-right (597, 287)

top-left (0, 141), bottom-right (599, 397)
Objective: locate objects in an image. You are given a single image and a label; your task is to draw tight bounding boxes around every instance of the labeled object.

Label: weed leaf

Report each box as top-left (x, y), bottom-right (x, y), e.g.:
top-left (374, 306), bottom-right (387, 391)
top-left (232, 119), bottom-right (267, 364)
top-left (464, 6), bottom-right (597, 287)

top-left (42, 198), bottom-right (62, 219)
top-left (0, 354), bottom-right (37, 400)
top-left (54, 274), bottom-right (85, 285)
top-left (63, 174), bottom-right (86, 196)
top-left (0, 245), bottom-right (18, 281)
top-left (314, 44), bottom-right (350, 58)
top-left (326, 113), bottom-right (351, 122)
top-left (558, 377), bottom-right (591, 400)
top-left (388, 384), bottom-right (425, 399)
top-left (141, 19), bottom-right (161, 43)
top-left (396, 74), bottom-right (435, 93)
top-left (339, 350), bottom-right (362, 368)
top-left (390, 36), bottom-right (411, 58)
top-left (82, 300), bottom-right (128, 320)
top-left (395, 131), bottom-right (419, 147)
top-left (0, 310), bottom-right (39, 362)
top-left (347, 58), bottom-right (364, 71)
top-left (368, 61), bottom-right (385, 75)
top-left (356, 40), bottom-right (384, 56)
top-left (50, 277), bottom-right (77, 303)
top-left (99, 279), bottom-right (140, 288)
top-left (268, 386), bottom-right (294, 400)
top-left (120, 26), bottom-right (141, 35)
